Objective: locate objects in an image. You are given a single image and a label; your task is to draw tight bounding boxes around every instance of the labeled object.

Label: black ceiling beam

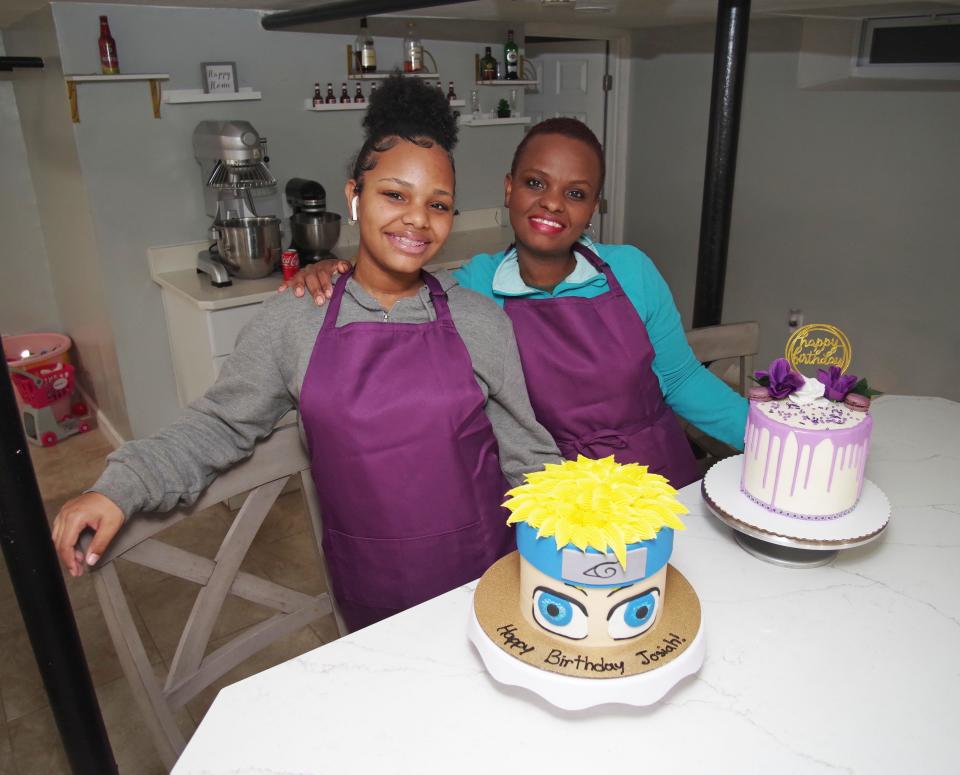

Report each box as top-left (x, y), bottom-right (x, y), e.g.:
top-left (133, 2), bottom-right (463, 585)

top-left (0, 56), bottom-right (44, 71)
top-left (262, 0), bottom-right (475, 30)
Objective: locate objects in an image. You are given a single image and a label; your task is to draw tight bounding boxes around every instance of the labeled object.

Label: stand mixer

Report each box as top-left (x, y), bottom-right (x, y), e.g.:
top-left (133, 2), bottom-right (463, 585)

top-left (285, 178), bottom-right (341, 264)
top-left (192, 120), bottom-right (283, 287)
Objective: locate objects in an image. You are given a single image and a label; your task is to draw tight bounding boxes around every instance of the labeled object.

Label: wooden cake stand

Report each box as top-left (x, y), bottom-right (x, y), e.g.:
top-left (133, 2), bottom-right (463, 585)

top-left (702, 455), bottom-right (890, 568)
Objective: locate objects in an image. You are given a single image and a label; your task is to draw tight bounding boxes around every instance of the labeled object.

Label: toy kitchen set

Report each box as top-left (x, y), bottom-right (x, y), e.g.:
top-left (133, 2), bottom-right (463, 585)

top-left (149, 118), bottom-right (512, 409)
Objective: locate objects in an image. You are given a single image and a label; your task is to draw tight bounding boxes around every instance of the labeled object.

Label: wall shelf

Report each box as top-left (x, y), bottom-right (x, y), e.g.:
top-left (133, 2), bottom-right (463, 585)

top-left (164, 87), bottom-right (261, 104)
top-left (460, 115), bottom-right (531, 127)
top-left (305, 98), bottom-right (465, 111)
top-left (475, 80), bottom-right (539, 87)
top-left (304, 100), bottom-right (368, 111)
top-left (64, 73), bottom-right (169, 123)
top-left (347, 71), bottom-right (440, 80)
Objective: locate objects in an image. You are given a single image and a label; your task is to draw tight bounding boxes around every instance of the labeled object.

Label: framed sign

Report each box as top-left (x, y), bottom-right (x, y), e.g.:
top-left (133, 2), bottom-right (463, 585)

top-left (201, 61), bottom-right (238, 94)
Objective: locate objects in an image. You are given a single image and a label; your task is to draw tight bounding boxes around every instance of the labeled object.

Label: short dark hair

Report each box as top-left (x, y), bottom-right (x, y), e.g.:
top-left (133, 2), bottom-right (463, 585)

top-left (510, 117), bottom-right (605, 192)
top-left (351, 75), bottom-right (458, 193)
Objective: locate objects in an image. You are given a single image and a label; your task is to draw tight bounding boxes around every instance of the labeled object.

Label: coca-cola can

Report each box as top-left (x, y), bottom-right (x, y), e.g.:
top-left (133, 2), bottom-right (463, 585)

top-left (281, 249), bottom-right (300, 281)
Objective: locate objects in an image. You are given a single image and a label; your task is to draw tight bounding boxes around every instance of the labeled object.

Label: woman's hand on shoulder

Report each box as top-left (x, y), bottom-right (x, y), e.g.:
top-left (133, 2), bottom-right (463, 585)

top-left (51, 492), bottom-right (125, 577)
top-left (276, 258), bottom-right (352, 306)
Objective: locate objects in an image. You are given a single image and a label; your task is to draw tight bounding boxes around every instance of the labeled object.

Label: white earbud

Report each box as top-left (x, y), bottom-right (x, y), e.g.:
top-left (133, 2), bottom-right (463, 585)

top-left (351, 196), bottom-right (359, 222)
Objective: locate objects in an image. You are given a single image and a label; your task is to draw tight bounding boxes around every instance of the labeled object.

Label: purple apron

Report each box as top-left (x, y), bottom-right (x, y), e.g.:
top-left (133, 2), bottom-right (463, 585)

top-left (504, 243), bottom-right (700, 489)
top-left (299, 269), bottom-right (513, 631)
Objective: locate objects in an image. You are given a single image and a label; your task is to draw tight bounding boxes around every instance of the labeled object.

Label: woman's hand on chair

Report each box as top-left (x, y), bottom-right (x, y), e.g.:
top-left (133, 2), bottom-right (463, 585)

top-left (276, 258), bottom-right (351, 306)
top-left (52, 492), bottom-right (124, 577)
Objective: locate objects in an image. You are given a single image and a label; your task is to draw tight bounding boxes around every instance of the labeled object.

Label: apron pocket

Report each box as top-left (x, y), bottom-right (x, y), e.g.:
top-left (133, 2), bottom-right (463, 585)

top-left (324, 521), bottom-right (487, 612)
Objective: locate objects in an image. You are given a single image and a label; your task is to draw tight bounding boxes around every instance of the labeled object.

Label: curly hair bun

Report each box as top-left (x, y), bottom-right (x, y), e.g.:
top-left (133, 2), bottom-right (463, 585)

top-left (363, 74), bottom-right (458, 152)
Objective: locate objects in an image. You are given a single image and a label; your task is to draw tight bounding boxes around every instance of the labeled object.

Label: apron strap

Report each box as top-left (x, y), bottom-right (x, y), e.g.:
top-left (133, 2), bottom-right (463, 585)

top-left (421, 270), bottom-right (453, 324)
top-left (320, 267), bottom-right (353, 333)
top-left (572, 242), bottom-right (627, 296)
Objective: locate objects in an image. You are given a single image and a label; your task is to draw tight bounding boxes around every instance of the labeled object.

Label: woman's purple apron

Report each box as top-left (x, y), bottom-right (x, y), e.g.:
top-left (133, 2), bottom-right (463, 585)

top-left (299, 270), bottom-right (513, 631)
top-left (503, 243), bottom-right (700, 489)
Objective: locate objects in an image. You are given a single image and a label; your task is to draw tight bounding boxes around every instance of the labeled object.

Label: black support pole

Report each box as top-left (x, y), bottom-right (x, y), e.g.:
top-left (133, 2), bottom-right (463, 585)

top-left (692, 0), bottom-right (751, 328)
top-left (0, 364), bottom-right (118, 774)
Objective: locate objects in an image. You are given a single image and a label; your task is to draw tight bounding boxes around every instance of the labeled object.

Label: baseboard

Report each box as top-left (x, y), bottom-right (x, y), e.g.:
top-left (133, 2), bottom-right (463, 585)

top-left (75, 385), bottom-right (126, 449)
top-left (95, 408), bottom-right (126, 449)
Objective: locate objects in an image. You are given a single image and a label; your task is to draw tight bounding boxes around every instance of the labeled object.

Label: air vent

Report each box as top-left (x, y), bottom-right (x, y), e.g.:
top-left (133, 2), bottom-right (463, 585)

top-left (859, 15), bottom-right (960, 65)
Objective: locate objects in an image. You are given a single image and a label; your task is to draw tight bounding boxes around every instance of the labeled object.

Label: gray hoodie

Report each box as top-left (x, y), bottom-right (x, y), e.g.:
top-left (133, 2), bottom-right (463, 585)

top-left (91, 270), bottom-right (561, 518)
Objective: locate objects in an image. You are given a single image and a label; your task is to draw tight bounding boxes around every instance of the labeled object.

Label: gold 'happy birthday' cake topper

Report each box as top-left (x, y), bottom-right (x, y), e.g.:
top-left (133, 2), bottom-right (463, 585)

top-left (785, 323), bottom-right (852, 374)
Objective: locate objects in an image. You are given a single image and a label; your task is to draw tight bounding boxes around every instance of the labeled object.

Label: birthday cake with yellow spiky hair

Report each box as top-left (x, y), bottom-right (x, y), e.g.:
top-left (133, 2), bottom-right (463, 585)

top-left (472, 456), bottom-right (704, 684)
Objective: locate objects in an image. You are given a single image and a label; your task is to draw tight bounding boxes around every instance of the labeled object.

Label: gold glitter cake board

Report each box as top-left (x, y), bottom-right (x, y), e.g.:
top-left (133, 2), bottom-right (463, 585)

top-left (473, 551), bottom-right (701, 680)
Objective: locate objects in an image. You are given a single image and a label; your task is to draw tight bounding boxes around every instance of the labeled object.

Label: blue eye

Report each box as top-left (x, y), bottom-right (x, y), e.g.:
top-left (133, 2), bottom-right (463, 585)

top-left (538, 591), bottom-right (572, 625)
top-left (607, 587), bottom-right (660, 641)
top-left (532, 587), bottom-right (588, 640)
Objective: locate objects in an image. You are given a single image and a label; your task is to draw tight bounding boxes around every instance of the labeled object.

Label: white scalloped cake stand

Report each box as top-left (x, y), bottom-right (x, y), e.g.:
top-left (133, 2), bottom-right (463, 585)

top-left (702, 455), bottom-right (890, 568)
top-left (467, 606), bottom-right (705, 711)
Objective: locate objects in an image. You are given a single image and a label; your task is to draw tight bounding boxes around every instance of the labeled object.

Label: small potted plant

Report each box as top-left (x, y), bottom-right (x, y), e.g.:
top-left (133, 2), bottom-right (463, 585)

top-left (496, 98), bottom-right (511, 119)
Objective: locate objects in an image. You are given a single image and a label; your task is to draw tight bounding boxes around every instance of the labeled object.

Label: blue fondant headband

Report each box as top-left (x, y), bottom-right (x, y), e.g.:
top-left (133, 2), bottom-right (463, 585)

top-left (515, 521), bottom-right (673, 588)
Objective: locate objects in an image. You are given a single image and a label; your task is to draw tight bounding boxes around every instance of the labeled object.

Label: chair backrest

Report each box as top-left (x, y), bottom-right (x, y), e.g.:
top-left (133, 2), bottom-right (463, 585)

top-left (685, 321), bottom-right (760, 395)
top-left (83, 420), bottom-right (343, 770)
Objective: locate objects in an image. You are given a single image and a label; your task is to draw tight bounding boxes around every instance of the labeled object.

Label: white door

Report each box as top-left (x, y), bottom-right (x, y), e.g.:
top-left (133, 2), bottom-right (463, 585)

top-left (524, 39), bottom-right (609, 237)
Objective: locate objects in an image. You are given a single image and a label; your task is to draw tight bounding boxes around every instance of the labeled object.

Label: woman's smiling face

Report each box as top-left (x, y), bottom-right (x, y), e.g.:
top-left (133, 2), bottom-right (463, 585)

top-left (346, 139), bottom-right (455, 277)
top-left (505, 133), bottom-right (601, 259)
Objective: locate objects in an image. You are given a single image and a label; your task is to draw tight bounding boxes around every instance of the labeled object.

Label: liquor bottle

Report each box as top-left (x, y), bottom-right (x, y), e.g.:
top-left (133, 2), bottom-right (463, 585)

top-left (98, 15), bottom-right (119, 75)
top-left (340, 83), bottom-right (351, 103)
top-left (403, 22), bottom-right (423, 73)
top-left (356, 17), bottom-right (377, 74)
top-left (354, 83), bottom-right (365, 103)
top-left (447, 81), bottom-right (457, 102)
top-left (369, 82), bottom-right (377, 99)
top-left (312, 82), bottom-right (322, 108)
top-left (479, 46), bottom-right (497, 81)
top-left (504, 29), bottom-right (519, 80)
top-left (324, 82), bottom-right (336, 104)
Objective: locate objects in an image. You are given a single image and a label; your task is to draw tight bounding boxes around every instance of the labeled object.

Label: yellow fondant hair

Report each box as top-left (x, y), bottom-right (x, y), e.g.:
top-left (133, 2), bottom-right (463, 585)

top-left (504, 455), bottom-right (688, 567)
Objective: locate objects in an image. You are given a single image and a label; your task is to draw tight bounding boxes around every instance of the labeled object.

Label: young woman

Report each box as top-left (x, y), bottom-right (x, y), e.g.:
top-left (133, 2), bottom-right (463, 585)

top-left (281, 118), bottom-right (747, 489)
top-left (52, 77), bottom-right (560, 632)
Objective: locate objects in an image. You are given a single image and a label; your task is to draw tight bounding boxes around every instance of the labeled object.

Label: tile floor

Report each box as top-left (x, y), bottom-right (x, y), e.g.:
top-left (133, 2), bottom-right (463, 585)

top-left (0, 427), bottom-right (342, 774)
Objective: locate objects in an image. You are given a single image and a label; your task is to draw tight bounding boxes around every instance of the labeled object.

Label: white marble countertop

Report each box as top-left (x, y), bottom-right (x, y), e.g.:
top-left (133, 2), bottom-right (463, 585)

top-left (149, 210), bottom-right (511, 311)
top-left (173, 395), bottom-right (960, 774)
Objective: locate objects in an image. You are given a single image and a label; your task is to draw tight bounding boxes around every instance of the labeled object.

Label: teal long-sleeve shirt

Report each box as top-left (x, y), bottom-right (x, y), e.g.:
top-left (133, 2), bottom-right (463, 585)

top-left (453, 238), bottom-right (748, 450)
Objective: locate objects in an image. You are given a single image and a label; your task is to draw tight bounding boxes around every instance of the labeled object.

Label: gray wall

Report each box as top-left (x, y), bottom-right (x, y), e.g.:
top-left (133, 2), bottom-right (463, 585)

top-left (0, 37), bottom-right (60, 335)
top-left (627, 19), bottom-right (960, 401)
top-left (4, 7), bottom-right (132, 438)
top-left (7, 2), bottom-right (523, 438)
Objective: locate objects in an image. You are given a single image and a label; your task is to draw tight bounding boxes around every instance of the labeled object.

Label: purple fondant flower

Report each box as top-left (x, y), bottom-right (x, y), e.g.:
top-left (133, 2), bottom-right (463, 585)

top-left (754, 358), bottom-right (805, 399)
top-left (817, 366), bottom-right (858, 402)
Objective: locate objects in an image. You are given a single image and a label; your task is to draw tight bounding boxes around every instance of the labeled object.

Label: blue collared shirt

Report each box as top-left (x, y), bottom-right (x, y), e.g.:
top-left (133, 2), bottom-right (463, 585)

top-left (454, 237), bottom-right (748, 450)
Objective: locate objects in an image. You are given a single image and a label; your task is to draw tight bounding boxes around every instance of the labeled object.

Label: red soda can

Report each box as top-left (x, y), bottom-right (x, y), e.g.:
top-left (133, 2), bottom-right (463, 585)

top-left (281, 249), bottom-right (300, 281)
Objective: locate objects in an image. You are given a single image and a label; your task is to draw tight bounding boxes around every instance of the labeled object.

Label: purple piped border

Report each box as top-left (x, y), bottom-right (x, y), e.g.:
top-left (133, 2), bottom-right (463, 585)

top-left (738, 486), bottom-right (855, 521)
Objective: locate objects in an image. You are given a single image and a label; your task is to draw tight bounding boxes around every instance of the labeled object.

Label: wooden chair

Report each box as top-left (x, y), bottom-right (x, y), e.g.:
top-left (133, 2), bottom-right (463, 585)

top-left (83, 421), bottom-right (344, 770)
top-left (683, 320), bottom-right (760, 464)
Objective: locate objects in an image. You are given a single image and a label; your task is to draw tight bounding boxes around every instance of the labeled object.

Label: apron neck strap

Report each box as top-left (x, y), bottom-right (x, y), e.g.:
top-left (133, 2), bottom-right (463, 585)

top-left (420, 270), bottom-right (452, 323)
top-left (572, 242), bottom-right (625, 294)
top-left (322, 267), bottom-right (452, 331)
top-left (321, 267), bottom-right (353, 332)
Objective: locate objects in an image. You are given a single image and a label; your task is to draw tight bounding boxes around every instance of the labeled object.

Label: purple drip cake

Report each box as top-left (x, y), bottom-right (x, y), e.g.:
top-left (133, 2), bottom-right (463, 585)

top-left (741, 397), bottom-right (872, 520)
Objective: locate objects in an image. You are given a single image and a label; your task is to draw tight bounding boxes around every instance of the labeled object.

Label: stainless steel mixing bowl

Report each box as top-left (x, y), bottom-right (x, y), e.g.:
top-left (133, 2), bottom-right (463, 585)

top-left (290, 211), bottom-right (341, 257)
top-left (215, 216), bottom-right (282, 279)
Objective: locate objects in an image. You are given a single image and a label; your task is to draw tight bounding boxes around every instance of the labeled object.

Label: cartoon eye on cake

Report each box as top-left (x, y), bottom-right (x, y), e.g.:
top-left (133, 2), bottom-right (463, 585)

top-left (607, 587), bottom-right (660, 640)
top-left (532, 586), bottom-right (589, 639)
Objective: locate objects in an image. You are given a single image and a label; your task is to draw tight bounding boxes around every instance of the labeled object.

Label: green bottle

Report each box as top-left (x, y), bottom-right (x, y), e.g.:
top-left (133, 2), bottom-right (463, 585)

top-left (504, 29), bottom-right (519, 80)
